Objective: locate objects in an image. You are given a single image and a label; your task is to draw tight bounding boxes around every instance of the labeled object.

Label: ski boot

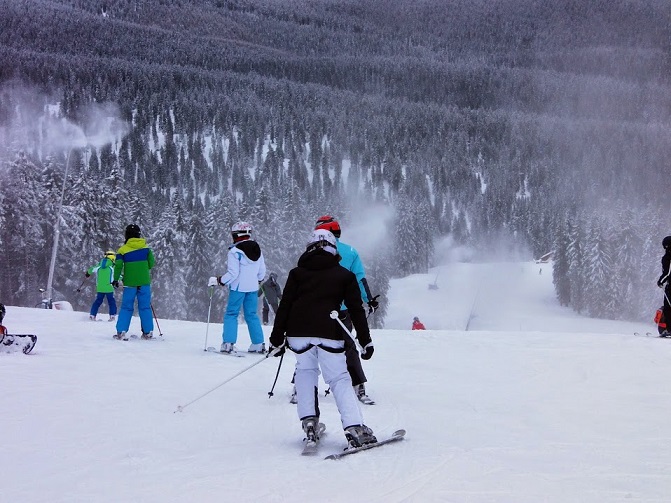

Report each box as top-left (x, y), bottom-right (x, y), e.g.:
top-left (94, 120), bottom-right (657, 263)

top-left (89, 315), bottom-right (96, 321)
top-left (141, 331), bottom-right (154, 340)
top-left (109, 315), bottom-right (116, 322)
top-left (220, 342), bottom-right (236, 353)
top-left (302, 416), bottom-right (320, 443)
top-left (355, 383), bottom-right (375, 405)
top-left (113, 331), bottom-right (128, 341)
top-left (248, 342), bottom-right (266, 354)
top-left (344, 424), bottom-right (377, 448)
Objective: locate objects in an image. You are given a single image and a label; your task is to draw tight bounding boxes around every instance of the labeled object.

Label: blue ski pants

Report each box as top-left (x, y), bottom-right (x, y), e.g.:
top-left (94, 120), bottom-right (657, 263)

top-left (223, 290), bottom-right (264, 345)
top-left (90, 292), bottom-right (117, 317)
top-left (116, 285), bottom-right (153, 334)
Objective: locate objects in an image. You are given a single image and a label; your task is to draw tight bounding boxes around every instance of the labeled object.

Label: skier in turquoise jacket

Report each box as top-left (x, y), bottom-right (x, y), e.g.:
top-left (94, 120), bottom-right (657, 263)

top-left (86, 250), bottom-right (118, 321)
top-left (314, 216), bottom-right (379, 404)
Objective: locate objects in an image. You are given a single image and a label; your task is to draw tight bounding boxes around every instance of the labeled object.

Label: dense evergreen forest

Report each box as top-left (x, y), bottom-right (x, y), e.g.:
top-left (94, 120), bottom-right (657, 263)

top-left (0, 0), bottom-right (669, 324)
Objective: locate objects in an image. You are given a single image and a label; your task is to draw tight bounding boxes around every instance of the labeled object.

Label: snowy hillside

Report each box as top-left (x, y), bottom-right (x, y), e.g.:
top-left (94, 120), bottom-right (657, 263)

top-left (2, 261), bottom-right (669, 503)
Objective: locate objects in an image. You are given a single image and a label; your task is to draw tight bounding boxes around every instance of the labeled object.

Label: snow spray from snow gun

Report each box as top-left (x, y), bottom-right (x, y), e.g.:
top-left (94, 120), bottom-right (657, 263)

top-left (174, 347), bottom-right (283, 413)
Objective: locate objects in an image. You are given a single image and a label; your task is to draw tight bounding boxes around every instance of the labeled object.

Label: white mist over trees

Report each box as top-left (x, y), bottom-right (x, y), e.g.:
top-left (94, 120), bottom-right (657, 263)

top-left (0, 0), bottom-right (669, 324)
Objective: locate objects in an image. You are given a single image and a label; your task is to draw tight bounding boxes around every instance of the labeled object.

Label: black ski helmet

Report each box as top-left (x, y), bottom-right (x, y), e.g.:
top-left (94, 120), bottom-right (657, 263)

top-left (663, 236), bottom-right (671, 249)
top-left (125, 224), bottom-right (141, 241)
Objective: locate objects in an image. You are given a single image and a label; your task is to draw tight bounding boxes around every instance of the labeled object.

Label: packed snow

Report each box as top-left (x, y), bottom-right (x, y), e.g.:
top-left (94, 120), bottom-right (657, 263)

top-left (2, 261), bottom-right (670, 503)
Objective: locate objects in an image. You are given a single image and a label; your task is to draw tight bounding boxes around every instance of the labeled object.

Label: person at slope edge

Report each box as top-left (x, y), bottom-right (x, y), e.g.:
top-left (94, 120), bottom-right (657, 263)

top-left (269, 229), bottom-right (377, 449)
top-left (209, 222), bottom-right (267, 354)
top-left (656, 235), bottom-right (671, 336)
top-left (113, 224), bottom-right (155, 340)
top-left (86, 250), bottom-right (118, 321)
top-left (412, 316), bottom-right (426, 330)
top-left (314, 215), bottom-right (379, 404)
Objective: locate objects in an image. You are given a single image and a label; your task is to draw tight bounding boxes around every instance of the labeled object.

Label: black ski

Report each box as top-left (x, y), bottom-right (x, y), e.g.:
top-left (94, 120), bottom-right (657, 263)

top-left (634, 332), bottom-right (669, 338)
top-left (325, 429), bottom-right (405, 460)
top-left (302, 422), bottom-right (326, 456)
top-left (0, 334), bottom-right (38, 354)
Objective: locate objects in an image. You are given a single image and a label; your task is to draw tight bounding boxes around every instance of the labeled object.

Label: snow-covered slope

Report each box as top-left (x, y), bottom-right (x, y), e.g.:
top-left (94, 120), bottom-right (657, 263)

top-left (1, 261), bottom-right (668, 503)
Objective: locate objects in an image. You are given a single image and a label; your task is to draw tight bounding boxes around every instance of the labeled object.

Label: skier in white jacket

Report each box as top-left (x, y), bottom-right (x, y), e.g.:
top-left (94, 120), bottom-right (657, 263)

top-left (209, 222), bottom-right (267, 354)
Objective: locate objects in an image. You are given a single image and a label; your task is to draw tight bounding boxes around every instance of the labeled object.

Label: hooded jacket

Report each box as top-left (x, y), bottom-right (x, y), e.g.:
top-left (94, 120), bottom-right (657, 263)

top-left (270, 248), bottom-right (371, 348)
top-left (114, 237), bottom-right (154, 287)
top-left (87, 257), bottom-right (115, 293)
top-left (219, 239), bottom-right (266, 292)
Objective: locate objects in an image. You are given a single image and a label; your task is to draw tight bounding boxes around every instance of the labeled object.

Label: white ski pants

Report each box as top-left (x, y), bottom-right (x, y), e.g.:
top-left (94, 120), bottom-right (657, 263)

top-left (288, 337), bottom-right (363, 430)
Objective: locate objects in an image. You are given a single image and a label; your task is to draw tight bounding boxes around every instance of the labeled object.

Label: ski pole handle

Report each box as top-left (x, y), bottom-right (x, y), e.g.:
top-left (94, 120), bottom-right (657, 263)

top-left (329, 310), bottom-right (363, 353)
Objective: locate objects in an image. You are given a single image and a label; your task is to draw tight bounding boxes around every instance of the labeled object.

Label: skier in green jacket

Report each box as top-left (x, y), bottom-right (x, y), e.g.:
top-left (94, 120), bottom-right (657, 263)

top-left (113, 224), bottom-right (155, 340)
top-left (87, 250), bottom-right (118, 321)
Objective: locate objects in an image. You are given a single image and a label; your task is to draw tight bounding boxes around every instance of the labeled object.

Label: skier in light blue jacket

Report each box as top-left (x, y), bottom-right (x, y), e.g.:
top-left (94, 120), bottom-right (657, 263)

top-left (209, 222), bottom-right (267, 354)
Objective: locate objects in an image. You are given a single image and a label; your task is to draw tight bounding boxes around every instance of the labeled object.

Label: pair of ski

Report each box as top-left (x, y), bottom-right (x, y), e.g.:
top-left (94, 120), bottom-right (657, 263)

top-left (634, 332), bottom-right (670, 339)
top-left (113, 334), bottom-right (162, 341)
top-left (205, 346), bottom-right (267, 358)
top-left (302, 424), bottom-right (406, 460)
top-left (0, 333), bottom-right (38, 354)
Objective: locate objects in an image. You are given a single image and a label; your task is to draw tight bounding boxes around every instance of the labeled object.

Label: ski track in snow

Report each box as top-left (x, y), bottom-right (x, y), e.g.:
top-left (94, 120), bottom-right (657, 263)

top-left (2, 261), bottom-right (670, 503)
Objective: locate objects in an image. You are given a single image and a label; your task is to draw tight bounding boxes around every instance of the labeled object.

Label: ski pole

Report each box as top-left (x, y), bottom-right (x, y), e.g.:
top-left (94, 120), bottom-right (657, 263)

top-left (203, 286), bottom-right (214, 351)
top-left (330, 310), bottom-right (363, 353)
top-left (75, 276), bottom-right (88, 293)
top-left (174, 347), bottom-right (283, 413)
top-left (151, 303), bottom-right (163, 337)
top-left (267, 343), bottom-right (286, 398)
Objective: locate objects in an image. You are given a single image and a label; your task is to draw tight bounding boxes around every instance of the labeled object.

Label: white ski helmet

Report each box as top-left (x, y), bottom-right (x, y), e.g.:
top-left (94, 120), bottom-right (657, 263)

top-left (306, 229), bottom-right (338, 255)
top-left (231, 221), bottom-right (253, 241)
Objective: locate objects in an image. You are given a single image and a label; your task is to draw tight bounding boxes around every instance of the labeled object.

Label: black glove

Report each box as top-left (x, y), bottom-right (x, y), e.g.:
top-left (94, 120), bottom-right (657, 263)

top-left (367, 297), bottom-right (379, 314)
top-left (361, 343), bottom-right (374, 360)
top-left (269, 342), bottom-right (286, 357)
top-left (112, 280), bottom-right (119, 289)
top-left (85, 272), bottom-right (91, 278)
top-left (217, 276), bottom-right (224, 286)
top-left (658, 280), bottom-right (665, 288)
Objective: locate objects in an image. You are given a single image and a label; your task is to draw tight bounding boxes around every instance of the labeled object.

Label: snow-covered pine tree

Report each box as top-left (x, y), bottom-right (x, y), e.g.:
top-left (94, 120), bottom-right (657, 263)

top-left (613, 210), bottom-right (642, 319)
top-left (150, 196), bottom-right (188, 320)
top-left (584, 219), bottom-right (613, 318)
top-left (567, 217), bottom-right (585, 314)
top-left (0, 152), bottom-right (50, 305)
top-left (552, 218), bottom-right (571, 307)
top-left (185, 201), bottom-right (214, 321)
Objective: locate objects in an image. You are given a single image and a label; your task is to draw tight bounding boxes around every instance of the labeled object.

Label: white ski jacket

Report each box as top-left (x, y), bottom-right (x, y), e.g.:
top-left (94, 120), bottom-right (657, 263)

top-left (219, 239), bottom-right (266, 292)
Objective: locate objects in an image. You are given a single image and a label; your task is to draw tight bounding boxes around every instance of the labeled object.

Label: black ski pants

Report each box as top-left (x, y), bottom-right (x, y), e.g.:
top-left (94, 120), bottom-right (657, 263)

top-left (663, 284), bottom-right (671, 334)
top-left (338, 309), bottom-right (367, 387)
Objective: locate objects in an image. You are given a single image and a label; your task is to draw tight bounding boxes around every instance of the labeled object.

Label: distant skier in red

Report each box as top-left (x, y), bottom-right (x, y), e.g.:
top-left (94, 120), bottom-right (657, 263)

top-left (411, 317), bottom-right (425, 330)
